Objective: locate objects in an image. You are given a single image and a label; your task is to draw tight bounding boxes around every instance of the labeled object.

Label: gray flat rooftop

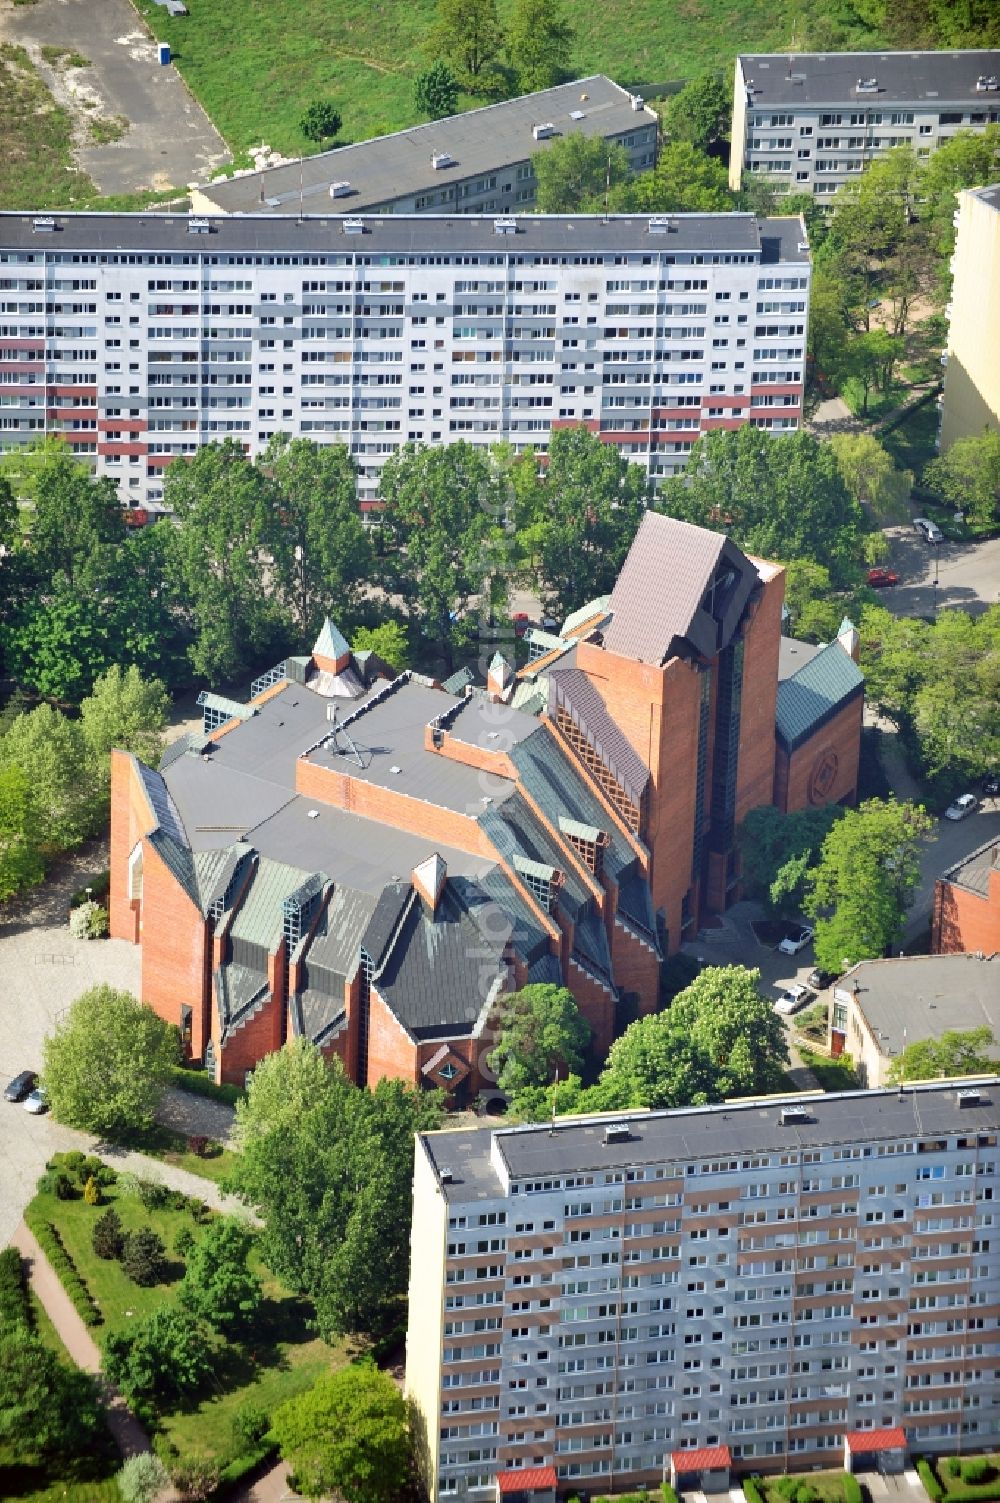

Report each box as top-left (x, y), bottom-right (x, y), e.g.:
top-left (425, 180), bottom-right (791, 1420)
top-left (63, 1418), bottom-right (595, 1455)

top-left (0, 211), bottom-right (798, 260)
top-left (306, 677), bottom-right (517, 814)
top-left (422, 1079), bottom-right (1000, 1202)
top-left (779, 636), bottom-right (824, 681)
top-left (739, 49), bottom-right (1000, 108)
top-left (198, 76), bottom-right (656, 215)
top-left (941, 834), bottom-right (1000, 897)
top-left (445, 694), bottom-right (543, 754)
top-left (970, 183), bottom-right (1000, 212)
top-left (838, 954), bottom-right (1000, 1061)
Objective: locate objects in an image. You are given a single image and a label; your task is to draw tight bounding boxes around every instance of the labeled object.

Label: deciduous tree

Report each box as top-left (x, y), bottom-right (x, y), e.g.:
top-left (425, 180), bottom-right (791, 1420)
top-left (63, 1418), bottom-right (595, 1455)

top-left (180, 1218), bottom-right (262, 1334)
top-left (739, 804), bottom-right (843, 913)
top-left (489, 984), bottom-right (590, 1092)
top-left (350, 622), bottom-right (411, 672)
top-left (103, 1307), bottom-right (212, 1404)
top-left (531, 134), bottom-right (631, 212)
top-left (431, 0), bottom-right (505, 84)
top-left (887, 1027), bottom-right (995, 1083)
top-left (80, 665), bottom-right (169, 795)
top-left (925, 430), bottom-right (1000, 529)
top-left (0, 765), bottom-right (44, 902)
top-left (413, 61), bottom-right (459, 119)
top-left (0, 1328), bottom-right (103, 1466)
top-left (619, 141), bottom-right (732, 213)
top-left (662, 73), bottom-right (730, 149)
top-left (273, 1360), bottom-right (411, 1503)
top-left (829, 432), bottom-right (912, 525)
top-left (42, 985), bottom-right (179, 1136)
top-left (506, 0), bottom-right (573, 93)
top-left (0, 704), bottom-right (97, 851)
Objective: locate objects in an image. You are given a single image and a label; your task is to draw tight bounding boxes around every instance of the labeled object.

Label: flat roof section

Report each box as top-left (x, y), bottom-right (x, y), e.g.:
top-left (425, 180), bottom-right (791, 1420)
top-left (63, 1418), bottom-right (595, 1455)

top-left (940, 834), bottom-right (1000, 897)
top-left (738, 49), bottom-right (1000, 108)
top-left (196, 76), bottom-right (656, 214)
top-left (837, 954), bottom-right (1000, 1060)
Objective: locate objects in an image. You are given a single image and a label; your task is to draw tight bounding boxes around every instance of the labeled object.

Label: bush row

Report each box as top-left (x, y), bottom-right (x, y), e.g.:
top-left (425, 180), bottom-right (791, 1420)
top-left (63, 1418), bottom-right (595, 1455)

top-left (919, 1460), bottom-right (945, 1502)
top-left (27, 1213), bottom-right (102, 1327)
top-left (0, 1246), bottom-right (31, 1333)
top-left (167, 1064), bottom-right (244, 1108)
top-left (744, 1481), bottom-right (765, 1503)
top-left (844, 1474), bottom-right (863, 1503)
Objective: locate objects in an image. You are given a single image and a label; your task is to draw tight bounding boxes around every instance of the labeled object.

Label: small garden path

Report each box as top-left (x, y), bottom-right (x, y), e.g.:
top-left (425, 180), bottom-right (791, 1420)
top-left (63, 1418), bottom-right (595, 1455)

top-left (90, 1137), bottom-right (260, 1225)
top-left (10, 1219), bottom-right (179, 1499)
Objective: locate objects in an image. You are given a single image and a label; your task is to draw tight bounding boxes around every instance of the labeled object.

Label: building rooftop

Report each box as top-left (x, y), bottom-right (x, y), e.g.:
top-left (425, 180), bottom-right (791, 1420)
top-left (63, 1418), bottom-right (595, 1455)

top-left (738, 48), bottom-right (1000, 108)
top-left (775, 638), bottom-right (864, 751)
top-left (196, 75), bottom-right (657, 215)
top-left (940, 834), bottom-right (1000, 898)
top-left (420, 1079), bottom-right (1000, 1202)
top-left (835, 954), bottom-right (1000, 1064)
top-left (0, 210), bottom-right (808, 261)
top-left (778, 636), bottom-right (824, 680)
top-left (969, 182), bottom-right (1000, 212)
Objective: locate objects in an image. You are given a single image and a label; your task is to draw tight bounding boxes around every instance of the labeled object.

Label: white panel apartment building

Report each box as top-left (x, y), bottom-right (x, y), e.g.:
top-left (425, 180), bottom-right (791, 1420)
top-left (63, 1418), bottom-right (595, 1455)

top-left (730, 50), bottom-right (1000, 196)
top-left (405, 1083), bottom-right (1000, 1501)
top-left (0, 211), bottom-right (808, 509)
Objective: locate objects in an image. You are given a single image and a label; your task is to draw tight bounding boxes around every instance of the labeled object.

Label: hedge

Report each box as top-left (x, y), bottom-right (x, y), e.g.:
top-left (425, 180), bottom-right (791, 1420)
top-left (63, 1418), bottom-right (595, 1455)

top-left (744, 1480), bottom-right (765, 1503)
top-left (661, 1487), bottom-right (679, 1503)
top-left (918, 1460), bottom-right (944, 1502)
top-left (26, 1212), bottom-right (102, 1327)
top-left (844, 1475), bottom-right (864, 1503)
top-left (167, 1064), bottom-right (244, 1108)
top-left (211, 1437), bottom-right (280, 1497)
top-left (0, 1246), bottom-right (31, 1333)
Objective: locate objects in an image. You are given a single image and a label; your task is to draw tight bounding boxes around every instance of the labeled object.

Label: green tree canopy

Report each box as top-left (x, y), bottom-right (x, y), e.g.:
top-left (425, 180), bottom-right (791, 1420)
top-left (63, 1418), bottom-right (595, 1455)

top-left (616, 141), bottom-right (733, 213)
top-left (351, 622), bottom-right (411, 673)
top-left (25, 444), bottom-right (125, 590)
top-left (781, 560), bottom-right (846, 645)
top-left (887, 1027), bottom-right (995, 1084)
top-left (0, 765), bottom-right (45, 902)
top-left (925, 430), bottom-right (1000, 529)
top-left (103, 1307), bottom-right (212, 1404)
top-left (0, 704), bottom-right (97, 851)
top-left (230, 1047), bottom-right (443, 1337)
top-left (506, 0), bottom-right (573, 93)
top-left (413, 61), bottom-right (460, 119)
top-left (662, 73), bottom-right (730, 150)
top-left (431, 0), bottom-right (505, 84)
top-left (829, 432), bottom-right (912, 526)
top-left (489, 984), bottom-right (590, 1092)
top-left (79, 665), bottom-right (169, 795)
top-left (804, 797), bottom-right (934, 973)
top-left (739, 804), bottom-right (843, 913)
top-left (273, 1360), bottom-right (411, 1503)
top-left (531, 134), bottom-right (631, 212)
top-left (41, 986), bottom-right (179, 1136)
top-left (658, 427), bottom-right (864, 583)
top-left (300, 102), bottom-right (342, 143)
top-left (0, 1328), bottom-right (103, 1467)
top-left (180, 1218), bottom-right (262, 1334)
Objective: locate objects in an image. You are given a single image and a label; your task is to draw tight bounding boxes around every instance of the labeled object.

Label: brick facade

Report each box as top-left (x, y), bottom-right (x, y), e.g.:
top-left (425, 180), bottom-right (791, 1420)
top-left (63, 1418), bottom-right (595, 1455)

top-left (774, 694), bottom-right (864, 814)
top-left (932, 858), bottom-right (1000, 955)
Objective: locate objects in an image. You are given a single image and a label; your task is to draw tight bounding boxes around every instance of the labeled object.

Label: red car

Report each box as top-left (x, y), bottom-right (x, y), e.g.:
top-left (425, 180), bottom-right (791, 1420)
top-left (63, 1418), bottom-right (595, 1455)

top-left (868, 566), bottom-right (899, 588)
top-left (513, 612), bottom-right (530, 638)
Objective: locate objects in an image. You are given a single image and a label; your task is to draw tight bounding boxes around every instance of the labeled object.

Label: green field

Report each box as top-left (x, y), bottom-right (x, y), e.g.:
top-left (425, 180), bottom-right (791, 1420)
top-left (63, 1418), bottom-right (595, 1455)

top-left (134, 0), bottom-right (885, 159)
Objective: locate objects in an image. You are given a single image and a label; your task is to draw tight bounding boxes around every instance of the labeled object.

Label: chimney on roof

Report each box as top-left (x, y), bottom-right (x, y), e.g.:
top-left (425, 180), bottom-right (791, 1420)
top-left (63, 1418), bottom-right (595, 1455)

top-left (487, 651), bottom-right (514, 702)
top-left (836, 616), bottom-right (860, 664)
top-left (412, 853), bottom-right (447, 913)
top-left (312, 617), bottom-right (352, 676)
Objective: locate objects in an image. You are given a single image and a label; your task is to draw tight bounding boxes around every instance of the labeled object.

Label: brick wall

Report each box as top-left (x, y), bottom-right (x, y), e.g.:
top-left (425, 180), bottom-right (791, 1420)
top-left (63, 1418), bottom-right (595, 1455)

top-left (139, 838), bottom-right (211, 1054)
top-left (932, 866), bottom-right (1000, 954)
top-left (779, 694), bottom-right (863, 815)
top-left (109, 750), bottom-right (157, 942)
top-left (296, 757), bottom-right (493, 857)
top-left (735, 570), bottom-right (784, 827)
top-left (367, 985), bottom-right (420, 1086)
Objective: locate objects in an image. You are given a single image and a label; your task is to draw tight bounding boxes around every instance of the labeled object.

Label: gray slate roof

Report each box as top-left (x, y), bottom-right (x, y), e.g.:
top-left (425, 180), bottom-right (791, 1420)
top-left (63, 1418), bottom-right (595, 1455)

top-left (835, 955), bottom-right (1000, 1063)
top-left (548, 668), bottom-right (650, 808)
top-left (230, 858), bottom-right (313, 951)
top-left (739, 49), bottom-right (1000, 108)
top-left (304, 884), bottom-right (379, 989)
top-left (775, 639), bottom-right (864, 751)
top-left (940, 835), bottom-right (1000, 898)
top-left (602, 512), bottom-right (758, 665)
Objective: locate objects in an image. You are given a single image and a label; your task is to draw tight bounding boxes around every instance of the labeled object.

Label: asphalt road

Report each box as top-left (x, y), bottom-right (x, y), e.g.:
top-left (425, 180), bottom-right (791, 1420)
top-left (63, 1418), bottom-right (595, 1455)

top-left (881, 526), bottom-right (1000, 620)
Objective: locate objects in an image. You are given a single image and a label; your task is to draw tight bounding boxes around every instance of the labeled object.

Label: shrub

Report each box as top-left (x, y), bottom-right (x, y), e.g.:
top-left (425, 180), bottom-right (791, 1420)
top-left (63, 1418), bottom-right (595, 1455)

top-left (167, 1063), bottom-right (243, 1106)
top-left (232, 1398), bottom-right (270, 1449)
top-left (117, 1452), bottom-right (170, 1503)
top-left (92, 1207), bottom-right (125, 1260)
top-left (116, 1171), bottom-right (140, 1199)
top-left (660, 1488), bottom-right (679, 1503)
top-left (192, 1200), bottom-right (214, 1225)
top-left (83, 1175), bottom-right (101, 1206)
top-left (796, 1486), bottom-right (818, 1503)
top-left (918, 1460), bottom-right (944, 1502)
top-left (175, 1226), bottom-right (195, 1258)
top-left (0, 1247), bottom-right (30, 1332)
top-left (136, 1177), bottom-right (170, 1210)
top-left (844, 1473), bottom-right (864, 1503)
top-left (961, 1460), bottom-right (994, 1486)
top-left (69, 899), bottom-right (108, 939)
top-left (744, 1480), bottom-right (765, 1503)
top-left (81, 1154), bottom-right (114, 1186)
top-left (187, 1134), bottom-right (208, 1158)
top-left (300, 101), bottom-right (342, 142)
top-left (28, 1217), bottom-right (101, 1326)
top-left (775, 1480), bottom-right (800, 1501)
top-left (171, 1457), bottom-right (220, 1501)
top-left (53, 1171), bottom-right (76, 1200)
top-left (58, 1150), bottom-right (86, 1177)
top-left (948, 1460), bottom-right (963, 1479)
top-left (121, 1226), bottom-right (167, 1286)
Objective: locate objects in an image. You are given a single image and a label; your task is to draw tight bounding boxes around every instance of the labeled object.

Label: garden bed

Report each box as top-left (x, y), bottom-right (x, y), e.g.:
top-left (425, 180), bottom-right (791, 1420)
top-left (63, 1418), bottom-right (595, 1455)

top-left (797, 1047), bottom-right (860, 1092)
top-left (921, 1455), bottom-right (1000, 1502)
top-left (750, 1470), bottom-right (863, 1503)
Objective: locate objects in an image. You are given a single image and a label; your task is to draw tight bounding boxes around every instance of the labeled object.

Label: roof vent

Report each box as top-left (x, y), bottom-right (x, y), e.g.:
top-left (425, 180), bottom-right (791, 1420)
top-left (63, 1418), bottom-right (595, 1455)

top-left (798, 240), bottom-right (810, 252)
top-left (494, 216), bottom-right (518, 235)
top-left (389, 764), bottom-right (402, 775)
top-left (648, 215), bottom-right (676, 234)
top-left (431, 151), bottom-right (456, 170)
top-left (439, 1167), bottom-right (454, 1183)
top-left (307, 809), bottom-right (320, 819)
top-left (32, 216), bottom-right (57, 233)
top-left (856, 77), bottom-right (878, 92)
top-left (188, 217), bottom-right (211, 233)
top-left (343, 217), bottom-right (365, 234)
top-left (958, 1088), bottom-right (982, 1108)
top-left (781, 1104), bottom-right (811, 1126)
top-left (569, 109), bottom-right (586, 120)
top-left (329, 180), bottom-right (352, 198)
top-left (630, 93), bottom-right (645, 111)
top-left (977, 75), bottom-right (999, 91)
top-left (532, 122), bottom-right (556, 140)
top-left (604, 1122), bottom-right (632, 1144)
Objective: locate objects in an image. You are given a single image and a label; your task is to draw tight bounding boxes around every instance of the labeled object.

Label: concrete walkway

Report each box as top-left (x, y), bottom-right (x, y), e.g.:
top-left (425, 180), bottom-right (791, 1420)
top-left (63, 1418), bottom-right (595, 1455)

top-left (230, 1459), bottom-right (296, 1503)
top-left (91, 1137), bottom-right (258, 1224)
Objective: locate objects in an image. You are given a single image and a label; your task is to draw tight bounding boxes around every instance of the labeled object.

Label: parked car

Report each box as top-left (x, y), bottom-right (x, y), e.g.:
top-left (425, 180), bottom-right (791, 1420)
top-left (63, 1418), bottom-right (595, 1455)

top-left (4, 1070), bottom-right (36, 1103)
top-left (778, 924), bottom-right (815, 955)
top-left (774, 983), bottom-right (815, 1016)
top-left (23, 1087), bottom-right (48, 1115)
top-left (913, 517), bottom-right (944, 544)
top-left (867, 566), bottom-right (899, 588)
top-left (512, 612), bottom-right (530, 638)
top-left (807, 967), bottom-right (837, 990)
top-left (983, 774), bottom-right (1000, 797)
top-left (944, 792), bottom-right (979, 821)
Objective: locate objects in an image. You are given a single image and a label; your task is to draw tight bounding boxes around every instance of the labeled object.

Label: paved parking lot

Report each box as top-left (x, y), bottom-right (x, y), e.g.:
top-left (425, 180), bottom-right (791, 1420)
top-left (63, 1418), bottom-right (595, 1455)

top-left (881, 527), bottom-right (1000, 620)
top-left (0, 842), bottom-right (140, 1247)
top-left (0, 0), bottom-right (229, 193)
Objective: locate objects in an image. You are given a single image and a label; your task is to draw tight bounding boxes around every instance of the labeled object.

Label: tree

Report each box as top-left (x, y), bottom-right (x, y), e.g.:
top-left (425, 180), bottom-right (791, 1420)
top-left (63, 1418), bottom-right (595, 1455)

top-left (739, 804), bottom-right (843, 913)
top-left (351, 622), bottom-right (410, 672)
top-left (164, 439), bottom-right (289, 682)
top-left (103, 1307), bottom-right (212, 1404)
top-left (80, 665), bottom-right (169, 796)
top-left (804, 798), bottom-right (934, 973)
top-left (121, 1227), bottom-right (168, 1287)
top-left (594, 966), bottom-right (789, 1109)
top-left (806, 266), bottom-right (852, 390)
top-left (0, 765), bottom-right (44, 902)
top-left (260, 435), bottom-right (370, 639)
top-left (919, 125), bottom-right (1000, 260)
top-left (377, 442), bottom-right (506, 667)
top-left (0, 1328), bottom-right (103, 1466)
top-left (659, 428), bottom-right (863, 584)
top-left (782, 560), bottom-right (845, 645)
top-left (0, 704), bottom-right (97, 851)
top-left (887, 1027), bottom-right (995, 1083)
top-left (844, 328), bottom-right (906, 413)
top-left (431, 0), bottom-right (505, 84)
top-left (117, 1454), bottom-right (171, 1503)
top-left (619, 141), bottom-right (732, 214)
top-left (230, 1048), bottom-right (443, 1337)
top-left (273, 1360), bottom-right (411, 1503)
top-left (531, 134), bottom-right (631, 212)
top-left (300, 102), bottom-right (342, 144)
top-left (925, 430), bottom-right (1000, 529)
top-left (489, 984), bottom-right (590, 1092)
top-left (413, 61), bottom-right (459, 120)
top-left (663, 73), bottom-right (730, 150)
top-left (506, 0), bottom-right (573, 94)
top-left (829, 432), bottom-right (912, 526)
top-left (25, 444), bottom-right (125, 589)
top-left (180, 1218), bottom-right (262, 1334)
top-left (92, 1207), bottom-right (125, 1260)
top-left (41, 985), bottom-right (179, 1137)
top-left (514, 425), bottom-right (646, 618)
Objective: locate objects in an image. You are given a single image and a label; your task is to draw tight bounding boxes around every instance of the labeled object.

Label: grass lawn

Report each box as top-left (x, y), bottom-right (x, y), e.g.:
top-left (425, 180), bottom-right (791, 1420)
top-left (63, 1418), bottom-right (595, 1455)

top-left (798, 1047), bottom-right (860, 1092)
top-left (881, 394), bottom-right (940, 475)
top-left (929, 1456), bottom-right (1000, 1501)
top-left (119, 1121), bottom-right (240, 1187)
top-left (27, 1180), bottom-right (352, 1469)
top-left (132, 0), bottom-right (888, 159)
top-left (757, 1473), bottom-right (853, 1503)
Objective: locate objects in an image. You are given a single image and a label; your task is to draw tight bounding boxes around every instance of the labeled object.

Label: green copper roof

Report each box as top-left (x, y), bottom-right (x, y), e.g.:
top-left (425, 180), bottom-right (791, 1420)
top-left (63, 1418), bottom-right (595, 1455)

top-left (776, 641), bottom-right (864, 752)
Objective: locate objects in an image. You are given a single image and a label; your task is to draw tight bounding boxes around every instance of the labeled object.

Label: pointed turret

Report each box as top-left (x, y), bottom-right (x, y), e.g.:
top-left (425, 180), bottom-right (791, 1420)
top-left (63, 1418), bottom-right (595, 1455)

top-left (412, 853), bottom-right (447, 912)
top-left (312, 617), bottom-right (352, 675)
